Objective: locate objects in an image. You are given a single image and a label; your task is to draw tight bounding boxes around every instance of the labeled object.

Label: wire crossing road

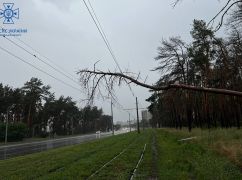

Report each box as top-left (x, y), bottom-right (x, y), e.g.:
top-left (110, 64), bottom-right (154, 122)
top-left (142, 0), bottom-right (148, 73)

top-left (0, 132), bottom-right (113, 160)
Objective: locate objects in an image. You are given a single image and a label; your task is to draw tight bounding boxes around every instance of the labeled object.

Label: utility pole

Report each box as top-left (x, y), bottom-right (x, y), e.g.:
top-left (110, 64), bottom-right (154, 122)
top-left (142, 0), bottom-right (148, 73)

top-left (5, 109), bottom-right (9, 144)
top-left (142, 117), bottom-right (145, 130)
top-left (127, 113), bottom-right (131, 132)
top-left (136, 97), bottom-right (140, 134)
top-left (71, 118), bottom-right (74, 135)
top-left (111, 98), bottom-right (114, 135)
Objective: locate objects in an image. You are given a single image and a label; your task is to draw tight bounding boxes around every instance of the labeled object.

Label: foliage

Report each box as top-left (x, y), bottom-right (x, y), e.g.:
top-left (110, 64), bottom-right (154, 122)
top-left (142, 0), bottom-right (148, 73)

top-left (0, 78), bottom-right (113, 139)
top-left (0, 123), bottom-right (27, 142)
top-left (147, 17), bottom-right (242, 131)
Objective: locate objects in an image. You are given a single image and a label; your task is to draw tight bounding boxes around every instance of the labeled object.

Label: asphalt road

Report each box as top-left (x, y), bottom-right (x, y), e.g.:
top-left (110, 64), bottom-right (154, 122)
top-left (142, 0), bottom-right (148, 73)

top-left (0, 132), bottom-right (113, 160)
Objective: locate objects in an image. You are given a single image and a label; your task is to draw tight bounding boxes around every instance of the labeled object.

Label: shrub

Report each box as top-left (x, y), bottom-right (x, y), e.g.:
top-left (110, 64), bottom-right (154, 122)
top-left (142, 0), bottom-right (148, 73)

top-left (0, 123), bottom-right (27, 142)
top-left (39, 131), bottom-right (49, 138)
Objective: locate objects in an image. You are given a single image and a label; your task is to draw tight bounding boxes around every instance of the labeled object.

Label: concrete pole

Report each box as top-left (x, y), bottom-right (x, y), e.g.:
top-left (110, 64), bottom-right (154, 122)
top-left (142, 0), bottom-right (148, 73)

top-left (142, 116), bottom-right (145, 130)
top-left (129, 113), bottom-right (131, 132)
top-left (111, 98), bottom-right (114, 135)
top-left (136, 97), bottom-right (140, 134)
top-left (71, 118), bottom-right (74, 135)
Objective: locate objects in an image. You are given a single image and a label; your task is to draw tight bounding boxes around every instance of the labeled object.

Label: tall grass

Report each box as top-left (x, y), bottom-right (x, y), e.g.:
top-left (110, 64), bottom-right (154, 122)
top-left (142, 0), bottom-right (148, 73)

top-left (165, 128), bottom-right (242, 169)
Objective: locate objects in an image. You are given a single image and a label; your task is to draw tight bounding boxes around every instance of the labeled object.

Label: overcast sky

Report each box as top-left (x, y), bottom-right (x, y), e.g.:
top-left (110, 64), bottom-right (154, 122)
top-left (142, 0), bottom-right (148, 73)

top-left (0, 0), bottom-right (227, 123)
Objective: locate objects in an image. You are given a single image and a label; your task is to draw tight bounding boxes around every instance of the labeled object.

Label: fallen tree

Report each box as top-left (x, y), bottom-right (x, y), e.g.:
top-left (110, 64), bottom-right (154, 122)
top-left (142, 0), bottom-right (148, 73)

top-left (77, 69), bottom-right (242, 99)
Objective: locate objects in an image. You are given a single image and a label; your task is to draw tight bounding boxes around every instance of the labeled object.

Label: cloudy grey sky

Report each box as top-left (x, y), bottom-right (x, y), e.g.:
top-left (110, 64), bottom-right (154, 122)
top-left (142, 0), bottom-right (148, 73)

top-left (0, 0), bottom-right (227, 122)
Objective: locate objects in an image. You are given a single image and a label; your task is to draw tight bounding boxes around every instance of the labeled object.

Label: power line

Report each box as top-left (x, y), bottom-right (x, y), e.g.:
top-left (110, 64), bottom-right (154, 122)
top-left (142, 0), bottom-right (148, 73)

top-left (0, 25), bottom-right (78, 83)
top-left (3, 36), bottom-right (80, 86)
top-left (0, 45), bottom-right (82, 92)
top-left (83, 0), bottom-right (148, 116)
top-left (83, 0), bottom-right (147, 120)
top-left (123, 108), bottom-right (147, 111)
top-left (15, 37), bottom-right (76, 79)
top-left (82, 0), bottom-right (136, 97)
top-left (112, 100), bottom-right (136, 119)
top-left (82, 0), bottom-right (122, 72)
top-left (87, 0), bottom-right (111, 54)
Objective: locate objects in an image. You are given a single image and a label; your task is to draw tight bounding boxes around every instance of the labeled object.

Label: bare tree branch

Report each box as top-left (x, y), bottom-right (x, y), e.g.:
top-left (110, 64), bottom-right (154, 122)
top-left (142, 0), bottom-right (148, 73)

top-left (208, 0), bottom-right (234, 27)
top-left (78, 69), bottom-right (242, 97)
top-left (172, 0), bottom-right (182, 8)
top-left (213, 0), bottom-right (242, 32)
top-left (174, 0), bottom-right (242, 31)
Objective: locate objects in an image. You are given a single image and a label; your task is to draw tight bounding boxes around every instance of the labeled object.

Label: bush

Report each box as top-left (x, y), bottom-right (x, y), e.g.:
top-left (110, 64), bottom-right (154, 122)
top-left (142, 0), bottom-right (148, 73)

top-left (39, 131), bottom-right (49, 138)
top-left (0, 123), bottom-right (27, 142)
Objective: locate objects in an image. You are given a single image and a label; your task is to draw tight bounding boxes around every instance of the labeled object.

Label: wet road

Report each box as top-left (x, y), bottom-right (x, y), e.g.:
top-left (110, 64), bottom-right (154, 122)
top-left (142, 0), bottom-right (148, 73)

top-left (0, 132), bottom-right (112, 160)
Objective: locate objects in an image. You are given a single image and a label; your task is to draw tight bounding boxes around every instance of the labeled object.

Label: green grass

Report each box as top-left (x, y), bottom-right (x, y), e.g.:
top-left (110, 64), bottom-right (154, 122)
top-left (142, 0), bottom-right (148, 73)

top-left (134, 130), bottom-right (158, 179)
top-left (155, 130), bottom-right (242, 180)
top-left (0, 132), bottom-right (139, 179)
top-left (0, 129), bottom-right (241, 180)
top-left (89, 131), bottom-right (151, 179)
top-left (164, 128), bottom-right (242, 170)
top-left (136, 129), bottom-right (242, 180)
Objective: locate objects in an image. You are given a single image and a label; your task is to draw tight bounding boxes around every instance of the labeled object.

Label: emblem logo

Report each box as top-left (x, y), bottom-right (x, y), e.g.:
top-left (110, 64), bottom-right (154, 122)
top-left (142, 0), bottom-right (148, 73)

top-left (0, 3), bottom-right (19, 24)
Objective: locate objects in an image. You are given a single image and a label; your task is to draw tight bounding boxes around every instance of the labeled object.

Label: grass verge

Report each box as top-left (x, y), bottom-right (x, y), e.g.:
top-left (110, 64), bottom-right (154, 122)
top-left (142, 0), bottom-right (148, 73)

top-left (0, 129), bottom-right (241, 180)
top-left (136, 129), bottom-right (242, 180)
top-left (164, 128), bottom-right (242, 170)
top-left (0, 132), bottom-right (138, 180)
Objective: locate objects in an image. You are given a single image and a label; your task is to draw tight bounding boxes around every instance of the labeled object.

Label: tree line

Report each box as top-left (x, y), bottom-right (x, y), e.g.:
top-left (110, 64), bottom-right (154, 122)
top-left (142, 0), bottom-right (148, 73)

top-left (0, 77), bottom-right (113, 140)
top-left (147, 4), bottom-right (242, 131)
